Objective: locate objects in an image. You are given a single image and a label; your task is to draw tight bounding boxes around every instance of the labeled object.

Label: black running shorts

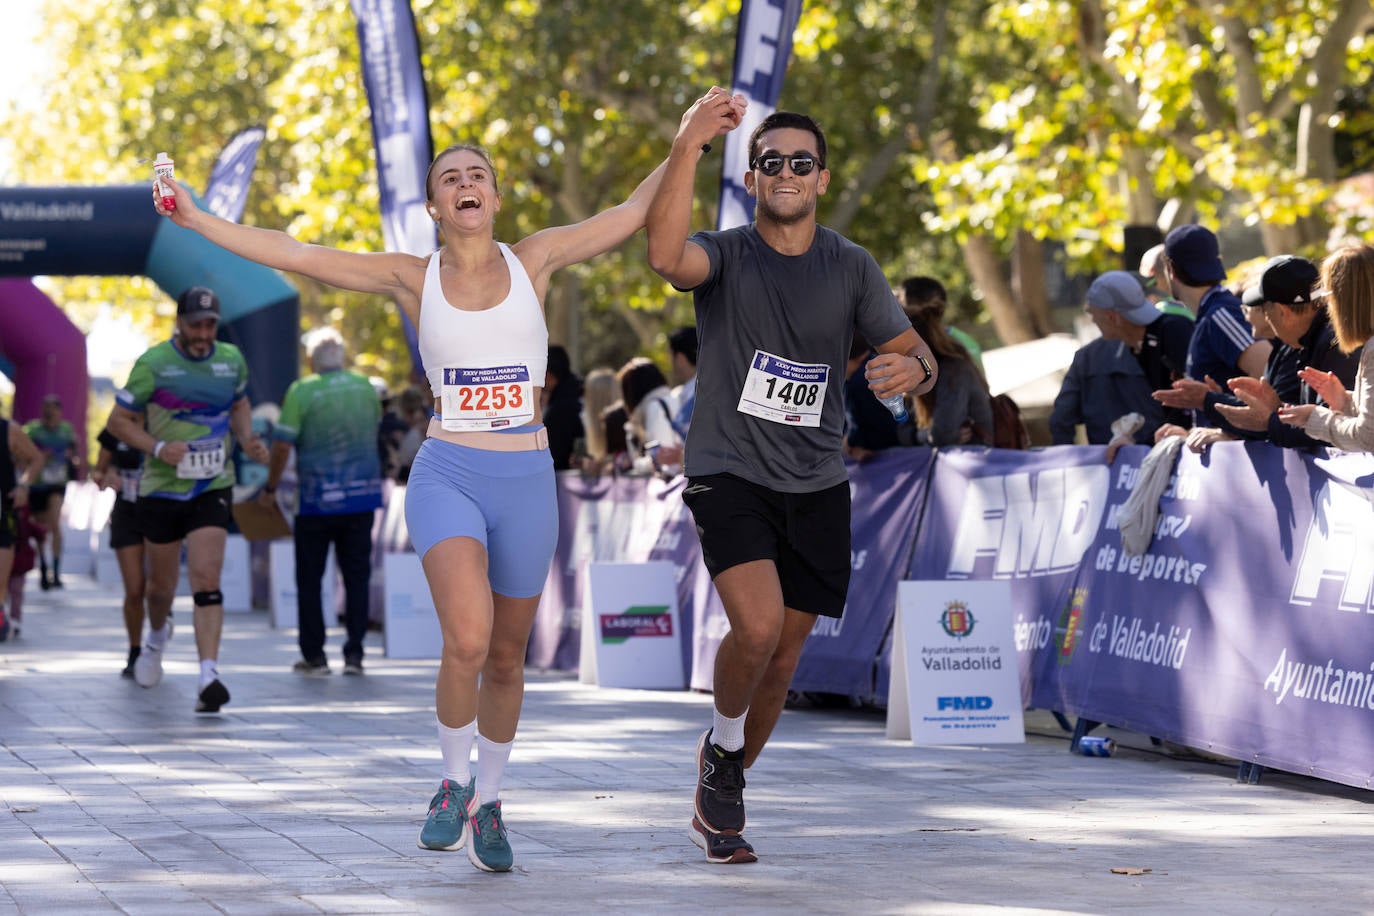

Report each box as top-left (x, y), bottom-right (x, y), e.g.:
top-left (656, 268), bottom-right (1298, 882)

top-left (26, 487), bottom-right (62, 515)
top-left (137, 488), bottom-right (233, 545)
top-left (109, 498), bottom-right (145, 550)
top-left (681, 472), bottom-right (851, 618)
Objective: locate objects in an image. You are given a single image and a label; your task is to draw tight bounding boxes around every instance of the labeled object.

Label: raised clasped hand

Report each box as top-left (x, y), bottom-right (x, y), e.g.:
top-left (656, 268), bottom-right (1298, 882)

top-left (680, 86), bottom-right (748, 149)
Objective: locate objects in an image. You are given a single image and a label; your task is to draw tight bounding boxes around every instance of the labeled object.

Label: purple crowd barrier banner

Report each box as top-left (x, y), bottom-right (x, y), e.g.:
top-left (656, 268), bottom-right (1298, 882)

top-left (380, 440), bottom-right (1374, 791)
top-left (533, 474), bottom-right (702, 675)
top-left (905, 446), bottom-right (1112, 708)
top-left (791, 448), bottom-right (934, 699)
top-left (1038, 442), bottom-right (1374, 790)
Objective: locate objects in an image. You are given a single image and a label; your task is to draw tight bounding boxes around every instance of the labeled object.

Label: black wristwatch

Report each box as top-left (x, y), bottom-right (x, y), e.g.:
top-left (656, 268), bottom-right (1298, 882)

top-left (916, 354), bottom-right (934, 383)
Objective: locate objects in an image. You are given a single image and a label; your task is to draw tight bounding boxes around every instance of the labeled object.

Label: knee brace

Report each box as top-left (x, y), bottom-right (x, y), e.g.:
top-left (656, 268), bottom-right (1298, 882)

top-left (193, 589), bottom-right (224, 607)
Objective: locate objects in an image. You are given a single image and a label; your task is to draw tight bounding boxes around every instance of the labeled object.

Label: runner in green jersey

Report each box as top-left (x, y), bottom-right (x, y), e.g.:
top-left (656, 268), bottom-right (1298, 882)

top-left (23, 394), bottom-right (80, 589)
top-left (108, 287), bottom-right (270, 714)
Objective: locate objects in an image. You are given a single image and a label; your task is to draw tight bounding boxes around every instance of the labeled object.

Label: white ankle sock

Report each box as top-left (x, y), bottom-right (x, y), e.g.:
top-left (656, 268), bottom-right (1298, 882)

top-left (198, 659), bottom-right (218, 688)
top-left (147, 622), bottom-right (171, 650)
top-left (475, 734), bottom-right (513, 805)
top-left (437, 718), bottom-right (477, 784)
top-left (711, 708), bottom-right (748, 752)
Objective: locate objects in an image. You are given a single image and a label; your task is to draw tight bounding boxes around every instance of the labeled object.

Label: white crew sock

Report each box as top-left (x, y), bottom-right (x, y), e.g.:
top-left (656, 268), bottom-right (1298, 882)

top-left (198, 659), bottom-right (219, 688)
top-left (437, 718), bottom-right (477, 784)
top-left (711, 707), bottom-right (748, 752)
top-left (475, 734), bottom-right (514, 805)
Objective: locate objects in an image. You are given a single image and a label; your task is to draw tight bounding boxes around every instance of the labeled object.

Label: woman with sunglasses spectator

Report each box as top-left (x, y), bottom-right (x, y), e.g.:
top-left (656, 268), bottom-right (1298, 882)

top-left (647, 94), bottom-right (938, 864)
top-left (153, 89), bottom-right (744, 874)
top-left (1278, 243), bottom-right (1374, 451)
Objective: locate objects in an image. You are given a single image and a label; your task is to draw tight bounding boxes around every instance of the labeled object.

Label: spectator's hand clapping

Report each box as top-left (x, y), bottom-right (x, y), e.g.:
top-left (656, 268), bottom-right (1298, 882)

top-left (1296, 366), bottom-right (1350, 413)
top-left (1216, 377), bottom-right (1280, 431)
top-left (1153, 376), bottom-right (1220, 410)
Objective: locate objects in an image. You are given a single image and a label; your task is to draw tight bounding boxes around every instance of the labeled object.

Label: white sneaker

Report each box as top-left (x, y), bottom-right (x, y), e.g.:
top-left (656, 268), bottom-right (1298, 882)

top-left (134, 619), bottom-right (173, 689)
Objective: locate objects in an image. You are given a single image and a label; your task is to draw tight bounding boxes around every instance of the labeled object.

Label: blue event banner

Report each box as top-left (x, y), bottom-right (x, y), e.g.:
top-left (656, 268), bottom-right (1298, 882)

top-left (350, 0), bottom-right (431, 372)
top-left (716, 0), bottom-right (804, 230)
top-left (203, 126), bottom-right (266, 224)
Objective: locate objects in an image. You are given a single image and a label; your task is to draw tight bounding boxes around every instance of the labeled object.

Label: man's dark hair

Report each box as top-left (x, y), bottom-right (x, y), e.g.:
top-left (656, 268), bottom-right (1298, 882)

top-left (667, 326), bottom-right (698, 366)
top-left (547, 344), bottom-right (574, 383)
top-left (1165, 257), bottom-right (1210, 290)
top-left (748, 111), bottom-right (827, 169)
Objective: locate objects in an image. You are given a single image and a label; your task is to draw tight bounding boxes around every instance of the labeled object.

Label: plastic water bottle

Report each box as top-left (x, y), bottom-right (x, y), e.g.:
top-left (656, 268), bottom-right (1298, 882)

top-left (153, 152), bottom-right (176, 211)
top-left (877, 390), bottom-right (909, 423)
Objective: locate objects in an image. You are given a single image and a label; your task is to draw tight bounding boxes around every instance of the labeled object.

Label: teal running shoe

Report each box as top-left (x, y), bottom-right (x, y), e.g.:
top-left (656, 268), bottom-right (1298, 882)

top-left (417, 777), bottom-right (475, 851)
top-left (467, 801), bottom-right (514, 872)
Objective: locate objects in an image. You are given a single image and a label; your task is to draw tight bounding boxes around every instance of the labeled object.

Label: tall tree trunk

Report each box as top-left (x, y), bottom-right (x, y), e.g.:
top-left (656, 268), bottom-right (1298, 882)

top-left (963, 235), bottom-right (1038, 344)
top-left (1012, 231), bottom-right (1051, 336)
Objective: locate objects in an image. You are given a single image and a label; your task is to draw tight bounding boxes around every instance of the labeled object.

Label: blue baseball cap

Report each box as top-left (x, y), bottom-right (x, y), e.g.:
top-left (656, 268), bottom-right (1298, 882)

top-left (1164, 224), bottom-right (1226, 284)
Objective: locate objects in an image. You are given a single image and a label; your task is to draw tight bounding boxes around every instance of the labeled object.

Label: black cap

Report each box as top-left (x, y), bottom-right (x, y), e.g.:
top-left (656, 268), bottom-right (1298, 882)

top-left (176, 286), bottom-right (221, 321)
top-left (1241, 256), bottom-right (1322, 307)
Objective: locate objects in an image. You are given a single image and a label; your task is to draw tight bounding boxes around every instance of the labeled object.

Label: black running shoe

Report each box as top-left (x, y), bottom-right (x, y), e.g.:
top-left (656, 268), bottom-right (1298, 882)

top-left (195, 679), bottom-right (231, 714)
top-left (694, 729), bottom-right (746, 834)
top-left (690, 816), bottom-right (757, 864)
top-left (121, 646), bottom-right (141, 679)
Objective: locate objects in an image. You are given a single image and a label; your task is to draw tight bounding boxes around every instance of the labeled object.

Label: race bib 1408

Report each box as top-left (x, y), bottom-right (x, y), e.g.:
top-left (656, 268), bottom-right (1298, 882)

top-left (736, 350), bottom-right (829, 428)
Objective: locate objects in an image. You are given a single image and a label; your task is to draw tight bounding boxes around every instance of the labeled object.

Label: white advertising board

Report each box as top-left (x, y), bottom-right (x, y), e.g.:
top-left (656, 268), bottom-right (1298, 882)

top-left (580, 561), bottom-right (683, 689)
top-left (887, 580), bottom-right (1026, 745)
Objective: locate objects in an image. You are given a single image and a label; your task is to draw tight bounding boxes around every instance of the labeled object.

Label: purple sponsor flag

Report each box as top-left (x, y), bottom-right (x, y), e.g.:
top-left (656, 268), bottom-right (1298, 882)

top-left (791, 448), bottom-right (934, 701)
top-left (349, 0), bottom-right (431, 372)
top-left (203, 126), bottom-right (266, 223)
top-left (716, 0), bottom-right (804, 230)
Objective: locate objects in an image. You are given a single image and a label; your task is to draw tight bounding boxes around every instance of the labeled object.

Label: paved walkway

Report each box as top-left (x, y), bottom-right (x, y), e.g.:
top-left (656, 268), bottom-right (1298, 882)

top-left (2, 573), bottom-right (1372, 915)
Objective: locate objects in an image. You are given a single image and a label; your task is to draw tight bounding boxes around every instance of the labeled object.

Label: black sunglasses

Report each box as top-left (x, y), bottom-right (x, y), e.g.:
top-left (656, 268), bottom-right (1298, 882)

top-left (751, 152), bottom-right (818, 177)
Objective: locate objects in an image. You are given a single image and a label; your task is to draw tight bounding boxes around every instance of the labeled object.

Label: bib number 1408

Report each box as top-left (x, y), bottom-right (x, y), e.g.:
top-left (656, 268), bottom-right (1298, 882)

top-left (761, 377), bottom-right (820, 408)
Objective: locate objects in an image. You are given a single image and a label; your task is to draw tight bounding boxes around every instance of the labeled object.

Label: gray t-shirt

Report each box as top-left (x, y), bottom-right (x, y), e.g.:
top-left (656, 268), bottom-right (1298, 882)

top-left (682, 224), bottom-right (912, 493)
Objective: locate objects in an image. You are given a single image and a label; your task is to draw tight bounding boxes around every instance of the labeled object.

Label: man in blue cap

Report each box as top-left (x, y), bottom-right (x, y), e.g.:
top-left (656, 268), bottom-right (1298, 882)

top-left (1151, 224), bottom-right (1271, 427)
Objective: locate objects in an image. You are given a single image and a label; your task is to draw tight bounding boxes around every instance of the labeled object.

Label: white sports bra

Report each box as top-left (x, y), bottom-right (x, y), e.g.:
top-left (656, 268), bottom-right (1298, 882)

top-left (419, 242), bottom-right (549, 399)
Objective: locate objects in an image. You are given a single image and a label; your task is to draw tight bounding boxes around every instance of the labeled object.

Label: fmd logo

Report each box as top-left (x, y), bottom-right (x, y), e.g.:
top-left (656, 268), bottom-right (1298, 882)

top-left (940, 601), bottom-right (975, 638)
top-left (938, 696), bottom-right (993, 711)
top-left (946, 466), bottom-right (1109, 579)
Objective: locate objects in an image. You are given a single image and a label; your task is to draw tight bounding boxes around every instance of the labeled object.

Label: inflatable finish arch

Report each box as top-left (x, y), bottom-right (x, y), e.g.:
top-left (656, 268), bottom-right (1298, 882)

top-left (0, 278), bottom-right (88, 454)
top-left (0, 185), bottom-right (299, 419)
